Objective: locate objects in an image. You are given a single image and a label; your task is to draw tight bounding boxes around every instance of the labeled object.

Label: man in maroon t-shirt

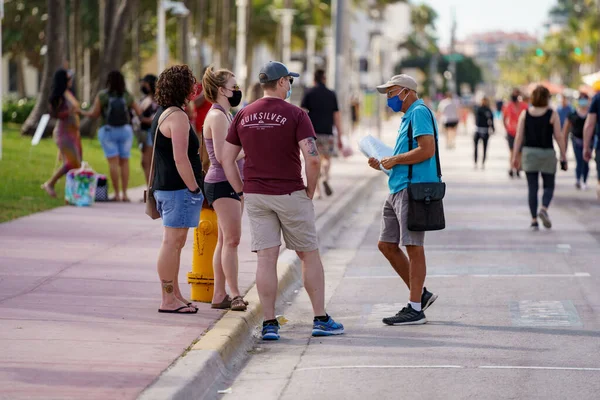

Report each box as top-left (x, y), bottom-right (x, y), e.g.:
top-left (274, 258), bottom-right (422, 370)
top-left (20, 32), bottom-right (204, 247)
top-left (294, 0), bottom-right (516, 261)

top-left (222, 61), bottom-right (344, 341)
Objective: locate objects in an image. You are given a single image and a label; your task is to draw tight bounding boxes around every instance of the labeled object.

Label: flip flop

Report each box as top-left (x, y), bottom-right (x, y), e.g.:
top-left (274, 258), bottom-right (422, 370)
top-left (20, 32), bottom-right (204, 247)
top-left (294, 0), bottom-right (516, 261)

top-left (187, 302), bottom-right (198, 309)
top-left (158, 306), bottom-right (198, 314)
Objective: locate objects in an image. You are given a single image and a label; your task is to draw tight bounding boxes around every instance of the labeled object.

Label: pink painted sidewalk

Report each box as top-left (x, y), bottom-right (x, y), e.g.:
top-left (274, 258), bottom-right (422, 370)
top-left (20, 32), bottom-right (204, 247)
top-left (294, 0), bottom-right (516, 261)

top-left (0, 152), bottom-right (379, 399)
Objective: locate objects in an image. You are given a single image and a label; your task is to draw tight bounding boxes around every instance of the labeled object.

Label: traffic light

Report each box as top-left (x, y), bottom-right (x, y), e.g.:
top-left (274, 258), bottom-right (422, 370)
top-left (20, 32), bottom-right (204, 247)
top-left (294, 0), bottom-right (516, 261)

top-left (574, 47), bottom-right (582, 56)
top-left (536, 48), bottom-right (544, 57)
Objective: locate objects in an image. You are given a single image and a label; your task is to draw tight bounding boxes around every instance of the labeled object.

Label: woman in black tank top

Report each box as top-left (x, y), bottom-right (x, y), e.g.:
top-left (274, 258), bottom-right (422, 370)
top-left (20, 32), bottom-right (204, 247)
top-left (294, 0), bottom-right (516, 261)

top-left (512, 85), bottom-right (567, 231)
top-left (151, 65), bottom-right (204, 314)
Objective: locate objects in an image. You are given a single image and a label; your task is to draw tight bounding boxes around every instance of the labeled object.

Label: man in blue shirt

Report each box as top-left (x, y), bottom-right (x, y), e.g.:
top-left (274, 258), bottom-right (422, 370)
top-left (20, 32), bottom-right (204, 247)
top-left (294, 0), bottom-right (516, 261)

top-left (368, 74), bottom-right (439, 326)
top-left (557, 95), bottom-right (573, 129)
top-left (583, 86), bottom-right (600, 200)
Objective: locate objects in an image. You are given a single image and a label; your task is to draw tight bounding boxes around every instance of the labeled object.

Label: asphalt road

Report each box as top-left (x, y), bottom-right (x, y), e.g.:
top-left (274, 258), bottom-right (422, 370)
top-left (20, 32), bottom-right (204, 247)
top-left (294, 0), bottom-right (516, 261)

top-left (220, 126), bottom-right (600, 400)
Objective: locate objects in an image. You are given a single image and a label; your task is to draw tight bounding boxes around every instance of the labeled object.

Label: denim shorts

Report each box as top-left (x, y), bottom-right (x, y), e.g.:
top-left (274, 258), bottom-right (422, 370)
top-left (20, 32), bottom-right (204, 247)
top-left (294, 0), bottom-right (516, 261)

top-left (153, 188), bottom-right (203, 228)
top-left (98, 124), bottom-right (134, 159)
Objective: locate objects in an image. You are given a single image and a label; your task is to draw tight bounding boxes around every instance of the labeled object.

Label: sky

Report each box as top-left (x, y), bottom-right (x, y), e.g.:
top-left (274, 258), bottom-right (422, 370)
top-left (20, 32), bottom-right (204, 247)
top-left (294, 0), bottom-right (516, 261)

top-left (421, 0), bottom-right (556, 47)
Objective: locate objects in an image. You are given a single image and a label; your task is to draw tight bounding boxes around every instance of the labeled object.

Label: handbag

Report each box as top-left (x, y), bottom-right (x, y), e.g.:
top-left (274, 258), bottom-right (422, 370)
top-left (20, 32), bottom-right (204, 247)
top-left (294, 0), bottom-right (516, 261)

top-left (144, 107), bottom-right (182, 219)
top-left (406, 108), bottom-right (446, 232)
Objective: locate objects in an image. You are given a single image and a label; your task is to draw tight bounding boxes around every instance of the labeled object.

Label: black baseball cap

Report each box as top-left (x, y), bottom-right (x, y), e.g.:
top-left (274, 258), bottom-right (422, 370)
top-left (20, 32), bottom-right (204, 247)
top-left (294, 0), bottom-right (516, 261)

top-left (258, 61), bottom-right (299, 84)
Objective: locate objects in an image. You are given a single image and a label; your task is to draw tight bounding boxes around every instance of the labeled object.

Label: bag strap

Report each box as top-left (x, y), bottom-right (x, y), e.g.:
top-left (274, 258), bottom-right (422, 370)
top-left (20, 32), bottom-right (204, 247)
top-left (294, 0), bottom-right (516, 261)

top-left (407, 106), bottom-right (442, 182)
top-left (147, 107), bottom-right (183, 190)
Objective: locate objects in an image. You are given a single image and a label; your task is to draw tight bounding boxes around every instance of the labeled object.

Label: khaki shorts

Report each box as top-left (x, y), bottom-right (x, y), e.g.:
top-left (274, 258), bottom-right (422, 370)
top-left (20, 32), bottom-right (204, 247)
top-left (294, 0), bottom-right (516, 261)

top-left (379, 189), bottom-right (425, 247)
top-left (245, 190), bottom-right (318, 252)
top-left (316, 134), bottom-right (335, 157)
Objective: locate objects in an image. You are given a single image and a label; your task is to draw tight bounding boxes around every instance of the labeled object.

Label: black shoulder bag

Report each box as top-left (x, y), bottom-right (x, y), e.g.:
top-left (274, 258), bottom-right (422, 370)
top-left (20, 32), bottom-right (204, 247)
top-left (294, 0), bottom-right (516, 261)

top-left (406, 108), bottom-right (446, 231)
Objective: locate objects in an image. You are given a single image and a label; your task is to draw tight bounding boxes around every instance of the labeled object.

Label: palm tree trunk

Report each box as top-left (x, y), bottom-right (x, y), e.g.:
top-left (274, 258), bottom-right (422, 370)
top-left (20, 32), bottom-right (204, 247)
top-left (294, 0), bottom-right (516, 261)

top-left (21, 0), bottom-right (67, 135)
top-left (221, 0), bottom-right (231, 69)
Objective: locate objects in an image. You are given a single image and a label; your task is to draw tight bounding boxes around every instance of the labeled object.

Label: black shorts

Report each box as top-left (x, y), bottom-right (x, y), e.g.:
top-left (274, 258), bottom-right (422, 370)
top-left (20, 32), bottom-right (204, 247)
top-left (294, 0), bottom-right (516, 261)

top-left (506, 134), bottom-right (515, 150)
top-left (204, 181), bottom-right (241, 206)
top-left (444, 121), bottom-right (459, 129)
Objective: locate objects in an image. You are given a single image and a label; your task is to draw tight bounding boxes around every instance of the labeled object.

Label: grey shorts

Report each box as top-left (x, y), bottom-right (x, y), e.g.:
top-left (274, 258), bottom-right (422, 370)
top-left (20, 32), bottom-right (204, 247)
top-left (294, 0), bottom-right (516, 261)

top-left (245, 190), bottom-right (318, 252)
top-left (379, 189), bottom-right (425, 247)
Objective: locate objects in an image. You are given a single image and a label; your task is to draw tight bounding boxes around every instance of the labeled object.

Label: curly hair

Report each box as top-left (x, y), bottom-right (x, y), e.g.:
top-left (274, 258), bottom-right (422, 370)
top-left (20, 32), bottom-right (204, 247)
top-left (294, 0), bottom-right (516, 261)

top-left (155, 65), bottom-right (197, 107)
top-left (202, 66), bottom-right (234, 103)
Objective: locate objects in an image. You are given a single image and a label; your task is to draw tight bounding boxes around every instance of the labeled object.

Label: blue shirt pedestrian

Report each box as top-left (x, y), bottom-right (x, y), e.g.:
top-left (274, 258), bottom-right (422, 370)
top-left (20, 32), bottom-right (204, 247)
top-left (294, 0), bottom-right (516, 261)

top-left (557, 103), bottom-right (573, 128)
top-left (388, 99), bottom-right (440, 194)
top-left (589, 93), bottom-right (600, 149)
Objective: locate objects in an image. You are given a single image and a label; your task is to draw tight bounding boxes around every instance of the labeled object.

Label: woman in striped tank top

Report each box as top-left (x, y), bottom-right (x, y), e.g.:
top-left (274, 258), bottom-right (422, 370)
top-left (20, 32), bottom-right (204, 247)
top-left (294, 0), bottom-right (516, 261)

top-left (202, 67), bottom-right (247, 311)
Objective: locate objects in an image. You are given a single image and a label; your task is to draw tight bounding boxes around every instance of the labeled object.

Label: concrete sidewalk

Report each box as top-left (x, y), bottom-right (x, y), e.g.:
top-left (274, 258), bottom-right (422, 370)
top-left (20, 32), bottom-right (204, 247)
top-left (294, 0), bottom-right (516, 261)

top-left (0, 121), bottom-right (398, 400)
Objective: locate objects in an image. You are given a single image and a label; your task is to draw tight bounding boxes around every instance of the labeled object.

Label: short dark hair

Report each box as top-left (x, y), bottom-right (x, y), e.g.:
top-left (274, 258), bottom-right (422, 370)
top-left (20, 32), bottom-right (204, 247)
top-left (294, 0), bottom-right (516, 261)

top-left (261, 79), bottom-right (279, 90)
top-left (155, 65), bottom-right (197, 107)
top-left (531, 85), bottom-right (550, 107)
top-left (106, 70), bottom-right (125, 95)
top-left (314, 69), bottom-right (326, 84)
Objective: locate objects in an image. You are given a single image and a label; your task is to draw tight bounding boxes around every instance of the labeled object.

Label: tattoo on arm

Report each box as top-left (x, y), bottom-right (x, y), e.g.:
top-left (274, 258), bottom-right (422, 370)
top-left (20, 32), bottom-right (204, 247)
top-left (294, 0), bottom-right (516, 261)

top-left (161, 280), bottom-right (174, 294)
top-left (305, 138), bottom-right (319, 156)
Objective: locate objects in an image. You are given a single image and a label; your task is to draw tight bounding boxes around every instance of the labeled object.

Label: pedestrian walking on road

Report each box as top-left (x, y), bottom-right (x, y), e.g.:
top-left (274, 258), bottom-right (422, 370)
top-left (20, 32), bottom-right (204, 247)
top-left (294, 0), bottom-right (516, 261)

top-left (437, 92), bottom-right (459, 149)
top-left (503, 89), bottom-right (529, 178)
top-left (563, 93), bottom-right (590, 190)
top-left (202, 66), bottom-right (247, 312)
top-left (81, 70), bottom-right (142, 202)
top-left (41, 69), bottom-right (82, 197)
top-left (151, 65), bottom-right (205, 314)
top-left (300, 69), bottom-right (345, 198)
top-left (369, 74), bottom-right (439, 326)
top-left (221, 61), bottom-right (344, 340)
top-left (138, 74), bottom-right (159, 185)
top-left (583, 84), bottom-right (600, 200)
top-left (474, 96), bottom-right (495, 169)
top-left (512, 85), bottom-right (567, 231)
top-left (557, 95), bottom-right (573, 129)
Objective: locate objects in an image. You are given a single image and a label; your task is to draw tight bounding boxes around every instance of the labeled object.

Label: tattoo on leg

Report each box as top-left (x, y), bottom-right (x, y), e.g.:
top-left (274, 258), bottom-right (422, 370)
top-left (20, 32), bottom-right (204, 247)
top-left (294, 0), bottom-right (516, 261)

top-left (162, 280), bottom-right (174, 294)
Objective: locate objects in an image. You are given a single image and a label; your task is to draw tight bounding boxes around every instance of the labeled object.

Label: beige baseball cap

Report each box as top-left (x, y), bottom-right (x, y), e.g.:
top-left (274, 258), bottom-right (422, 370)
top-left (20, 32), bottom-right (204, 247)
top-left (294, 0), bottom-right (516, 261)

top-left (376, 74), bottom-right (418, 93)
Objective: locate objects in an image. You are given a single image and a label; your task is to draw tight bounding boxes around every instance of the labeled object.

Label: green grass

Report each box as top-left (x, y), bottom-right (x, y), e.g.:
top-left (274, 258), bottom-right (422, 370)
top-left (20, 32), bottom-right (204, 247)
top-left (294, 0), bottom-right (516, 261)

top-left (0, 124), bottom-right (145, 223)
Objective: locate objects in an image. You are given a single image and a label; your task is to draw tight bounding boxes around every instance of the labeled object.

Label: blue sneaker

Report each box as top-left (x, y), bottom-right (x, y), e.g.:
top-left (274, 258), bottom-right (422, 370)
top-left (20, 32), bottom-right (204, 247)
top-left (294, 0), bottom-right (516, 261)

top-left (262, 321), bottom-right (280, 341)
top-left (312, 316), bottom-right (344, 337)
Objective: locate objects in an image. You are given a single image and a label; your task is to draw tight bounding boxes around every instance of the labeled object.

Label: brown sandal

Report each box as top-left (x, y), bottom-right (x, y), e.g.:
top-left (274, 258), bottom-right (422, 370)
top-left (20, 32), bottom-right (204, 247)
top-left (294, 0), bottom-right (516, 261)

top-left (231, 296), bottom-right (247, 311)
top-left (211, 294), bottom-right (232, 309)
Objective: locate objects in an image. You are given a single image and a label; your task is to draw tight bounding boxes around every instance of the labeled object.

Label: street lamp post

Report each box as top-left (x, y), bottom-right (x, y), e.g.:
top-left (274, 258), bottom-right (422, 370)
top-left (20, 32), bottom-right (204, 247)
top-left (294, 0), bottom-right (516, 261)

top-left (273, 9), bottom-right (295, 66)
top-left (157, 0), bottom-right (190, 74)
top-left (305, 25), bottom-right (317, 87)
top-left (235, 0), bottom-right (248, 92)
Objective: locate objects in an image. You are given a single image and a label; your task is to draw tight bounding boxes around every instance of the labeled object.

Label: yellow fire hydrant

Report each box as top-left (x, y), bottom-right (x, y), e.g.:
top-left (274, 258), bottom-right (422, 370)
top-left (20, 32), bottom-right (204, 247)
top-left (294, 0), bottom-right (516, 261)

top-left (187, 207), bottom-right (217, 302)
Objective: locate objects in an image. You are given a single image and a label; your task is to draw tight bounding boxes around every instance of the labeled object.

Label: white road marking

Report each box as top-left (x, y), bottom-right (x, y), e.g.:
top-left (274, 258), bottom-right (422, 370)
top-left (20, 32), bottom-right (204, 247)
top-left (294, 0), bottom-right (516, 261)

top-left (295, 365), bottom-right (464, 372)
top-left (479, 366), bottom-right (600, 371)
top-left (346, 273), bottom-right (591, 279)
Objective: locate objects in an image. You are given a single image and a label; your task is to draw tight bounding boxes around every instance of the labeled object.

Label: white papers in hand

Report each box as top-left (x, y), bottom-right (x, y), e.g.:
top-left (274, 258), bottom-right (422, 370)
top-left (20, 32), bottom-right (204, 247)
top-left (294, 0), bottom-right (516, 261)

top-left (358, 135), bottom-right (394, 175)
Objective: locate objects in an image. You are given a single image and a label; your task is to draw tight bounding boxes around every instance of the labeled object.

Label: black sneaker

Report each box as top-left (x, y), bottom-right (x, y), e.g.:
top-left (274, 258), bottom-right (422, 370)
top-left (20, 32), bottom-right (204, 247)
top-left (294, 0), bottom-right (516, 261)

top-left (323, 181), bottom-right (333, 196)
top-left (530, 221), bottom-right (539, 231)
top-left (421, 287), bottom-right (438, 311)
top-left (382, 304), bottom-right (427, 326)
top-left (509, 170), bottom-right (514, 178)
top-left (538, 209), bottom-right (552, 229)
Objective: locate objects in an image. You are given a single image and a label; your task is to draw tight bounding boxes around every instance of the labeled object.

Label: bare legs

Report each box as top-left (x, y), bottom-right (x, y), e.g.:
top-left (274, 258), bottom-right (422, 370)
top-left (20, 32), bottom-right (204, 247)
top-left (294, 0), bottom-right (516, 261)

top-left (141, 145), bottom-right (152, 185)
top-left (157, 227), bottom-right (195, 312)
top-left (378, 242), bottom-right (427, 303)
top-left (106, 156), bottom-right (130, 201)
top-left (211, 197), bottom-right (243, 303)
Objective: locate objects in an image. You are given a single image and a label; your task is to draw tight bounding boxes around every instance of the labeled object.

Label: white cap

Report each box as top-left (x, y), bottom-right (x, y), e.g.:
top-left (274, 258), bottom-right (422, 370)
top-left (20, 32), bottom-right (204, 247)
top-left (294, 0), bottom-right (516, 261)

top-left (376, 74), bottom-right (418, 93)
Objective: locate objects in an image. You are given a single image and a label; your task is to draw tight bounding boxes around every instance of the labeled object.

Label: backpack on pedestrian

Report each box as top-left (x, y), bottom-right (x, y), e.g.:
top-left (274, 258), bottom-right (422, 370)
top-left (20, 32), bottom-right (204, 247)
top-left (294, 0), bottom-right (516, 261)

top-left (105, 94), bottom-right (130, 126)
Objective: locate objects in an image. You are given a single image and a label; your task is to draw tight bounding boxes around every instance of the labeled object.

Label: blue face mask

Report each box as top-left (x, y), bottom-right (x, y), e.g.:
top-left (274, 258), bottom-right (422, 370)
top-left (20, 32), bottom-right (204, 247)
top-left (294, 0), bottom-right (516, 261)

top-left (286, 80), bottom-right (292, 100)
top-left (578, 99), bottom-right (589, 107)
top-left (387, 89), bottom-right (408, 113)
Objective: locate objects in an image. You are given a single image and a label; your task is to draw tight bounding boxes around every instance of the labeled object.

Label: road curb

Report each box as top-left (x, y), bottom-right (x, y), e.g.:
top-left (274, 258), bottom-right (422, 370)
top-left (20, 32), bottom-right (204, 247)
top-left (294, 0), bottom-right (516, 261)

top-left (137, 170), bottom-right (381, 400)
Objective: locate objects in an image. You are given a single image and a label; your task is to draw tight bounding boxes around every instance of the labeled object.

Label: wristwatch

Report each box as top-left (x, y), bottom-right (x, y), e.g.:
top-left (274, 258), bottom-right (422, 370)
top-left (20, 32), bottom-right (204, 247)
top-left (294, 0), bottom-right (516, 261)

top-left (190, 187), bottom-right (201, 194)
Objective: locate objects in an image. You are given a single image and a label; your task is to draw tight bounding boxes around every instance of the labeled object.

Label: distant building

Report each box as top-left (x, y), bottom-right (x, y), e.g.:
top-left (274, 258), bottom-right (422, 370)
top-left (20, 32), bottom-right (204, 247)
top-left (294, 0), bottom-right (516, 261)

top-left (455, 31), bottom-right (538, 93)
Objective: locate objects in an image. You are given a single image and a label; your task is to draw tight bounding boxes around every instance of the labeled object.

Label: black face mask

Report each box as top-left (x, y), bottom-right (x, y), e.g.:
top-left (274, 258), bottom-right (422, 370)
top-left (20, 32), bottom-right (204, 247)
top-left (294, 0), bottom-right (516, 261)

top-left (227, 90), bottom-right (243, 107)
top-left (141, 86), bottom-right (150, 95)
top-left (511, 95), bottom-right (519, 102)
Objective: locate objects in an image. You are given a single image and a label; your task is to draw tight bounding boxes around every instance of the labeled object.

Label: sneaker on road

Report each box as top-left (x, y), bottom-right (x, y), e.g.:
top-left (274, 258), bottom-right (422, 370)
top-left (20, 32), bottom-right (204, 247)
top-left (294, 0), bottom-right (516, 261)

top-left (421, 287), bottom-right (438, 311)
top-left (312, 317), bottom-right (344, 336)
top-left (538, 209), bottom-right (552, 229)
top-left (382, 305), bottom-right (427, 326)
top-left (323, 181), bottom-right (333, 197)
top-left (262, 321), bottom-right (280, 341)
top-left (530, 221), bottom-right (539, 231)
